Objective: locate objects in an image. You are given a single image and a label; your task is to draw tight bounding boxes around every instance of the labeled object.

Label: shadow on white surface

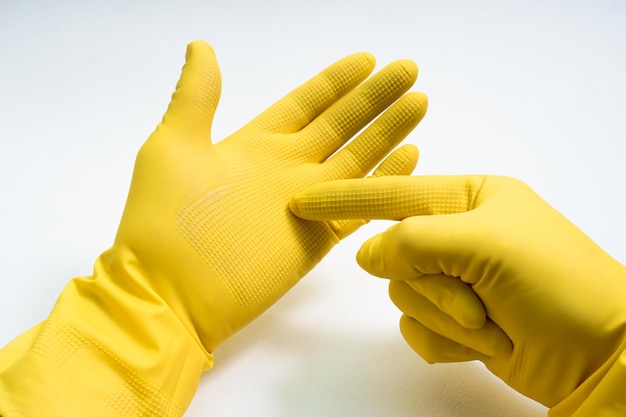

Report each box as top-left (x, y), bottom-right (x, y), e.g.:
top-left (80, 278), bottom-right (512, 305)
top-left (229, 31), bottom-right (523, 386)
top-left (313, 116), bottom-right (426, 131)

top-left (187, 268), bottom-right (547, 417)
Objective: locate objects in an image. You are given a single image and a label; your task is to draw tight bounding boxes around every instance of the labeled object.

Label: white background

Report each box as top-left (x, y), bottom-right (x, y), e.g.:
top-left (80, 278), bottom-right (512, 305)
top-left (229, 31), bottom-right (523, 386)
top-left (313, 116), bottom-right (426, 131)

top-left (1, 1), bottom-right (625, 416)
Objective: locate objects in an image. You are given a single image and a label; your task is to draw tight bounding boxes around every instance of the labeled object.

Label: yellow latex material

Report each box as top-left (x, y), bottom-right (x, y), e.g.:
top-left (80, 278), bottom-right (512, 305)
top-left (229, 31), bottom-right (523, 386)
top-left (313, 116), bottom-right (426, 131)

top-left (0, 41), bottom-right (427, 416)
top-left (290, 175), bottom-right (626, 415)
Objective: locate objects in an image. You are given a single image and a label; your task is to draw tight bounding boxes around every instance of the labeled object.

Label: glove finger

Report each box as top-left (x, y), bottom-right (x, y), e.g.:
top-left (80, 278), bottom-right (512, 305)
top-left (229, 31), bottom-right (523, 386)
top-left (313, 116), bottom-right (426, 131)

top-left (368, 143), bottom-right (420, 177)
top-left (328, 144), bottom-right (419, 240)
top-left (303, 60), bottom-right (419, 163)
top-left (250, 52), bottom-right (375, 133)
top-left (160, 40), bottom-right (222, 142)
top-left (322, 92), bottom-right (427, 177)
top-left (399, 315), bottom-right (489, 364)
top-left (406, 274), bottom-right (486, 329)
top-left (390, 281), bottom-right (512, 357)
top-left (290, 175), bottom-right (486, 221)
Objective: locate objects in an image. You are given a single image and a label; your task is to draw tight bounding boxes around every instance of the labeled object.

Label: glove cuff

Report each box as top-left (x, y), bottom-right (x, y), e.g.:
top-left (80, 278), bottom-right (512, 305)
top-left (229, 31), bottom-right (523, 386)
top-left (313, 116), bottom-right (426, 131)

top-left (0, 249), bottom-right (213, 417)
top-left (549, 343), bottom-right (626, 417)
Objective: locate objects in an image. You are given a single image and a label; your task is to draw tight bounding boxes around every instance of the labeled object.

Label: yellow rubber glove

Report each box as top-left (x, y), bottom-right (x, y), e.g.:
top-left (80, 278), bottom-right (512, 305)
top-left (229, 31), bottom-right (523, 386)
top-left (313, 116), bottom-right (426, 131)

top-left (290, 175), bottom-right (626, 416)
top-left (0, 41), bottom-right (427, 417)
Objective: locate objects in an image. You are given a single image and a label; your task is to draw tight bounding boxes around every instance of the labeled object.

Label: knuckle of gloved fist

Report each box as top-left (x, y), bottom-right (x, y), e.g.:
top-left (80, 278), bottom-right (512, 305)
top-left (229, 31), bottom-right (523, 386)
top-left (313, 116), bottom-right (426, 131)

top-left (493, 175), bottom-right (532, 196)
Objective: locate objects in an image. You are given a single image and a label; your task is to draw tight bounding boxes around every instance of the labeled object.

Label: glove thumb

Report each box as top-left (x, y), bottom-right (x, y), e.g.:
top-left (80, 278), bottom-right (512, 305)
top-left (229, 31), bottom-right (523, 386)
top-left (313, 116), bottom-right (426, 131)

top-left (161, 40), bottom-right (222, 141)
top-left (356, 213), bottom-right (489, 330)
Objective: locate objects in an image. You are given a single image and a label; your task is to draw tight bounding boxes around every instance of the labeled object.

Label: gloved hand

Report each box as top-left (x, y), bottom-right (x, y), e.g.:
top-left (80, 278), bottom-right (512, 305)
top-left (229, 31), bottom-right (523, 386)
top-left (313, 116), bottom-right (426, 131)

top-left (0, 41), bottom-right (427, 417)
top-left (290, 175), bottom-right (626, 416)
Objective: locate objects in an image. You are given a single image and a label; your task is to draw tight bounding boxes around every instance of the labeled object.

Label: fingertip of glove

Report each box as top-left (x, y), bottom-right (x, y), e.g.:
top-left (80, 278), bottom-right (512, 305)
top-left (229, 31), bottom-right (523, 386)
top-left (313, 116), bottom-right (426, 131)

top-left (356, 52), bottom-right (377, 68)
top-left (402, 143), bottom-right (420, 164)
top-left (289, 193), bottom-right (319, 220)
top-left (335, 51), bottom-right (376, 72)
top-left (395, 59), bottom-right (419, 83)
top-left (414, 91), bottom-right (429, 106)
top-left (288, 197), bottom-right (303, 218)
top-left (394, 143), bottom-right (420, 173)
top-left (364, 51), bottom-right (377, 65)
top-left (185, 40), bottom-right (215, 62)
top-left (374, 144), bottom-right (420, 177)
top-left (402, 92), bottom-right (429, 115)
top-left (338, 52), bottom-right (376, 74)
top-left (458, 307), bottom-right (487, 330)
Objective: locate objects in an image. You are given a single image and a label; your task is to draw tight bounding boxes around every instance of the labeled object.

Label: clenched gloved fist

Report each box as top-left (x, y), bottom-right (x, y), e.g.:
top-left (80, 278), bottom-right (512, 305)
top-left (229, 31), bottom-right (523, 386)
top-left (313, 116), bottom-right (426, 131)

top-left (291, 174), bottom-right (626, 416)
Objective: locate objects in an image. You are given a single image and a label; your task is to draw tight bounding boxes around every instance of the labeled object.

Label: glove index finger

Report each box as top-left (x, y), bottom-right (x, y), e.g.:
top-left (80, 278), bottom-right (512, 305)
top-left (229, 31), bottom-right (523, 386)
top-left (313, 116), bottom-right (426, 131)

top-left (289, 175), bottom-right (486, 221)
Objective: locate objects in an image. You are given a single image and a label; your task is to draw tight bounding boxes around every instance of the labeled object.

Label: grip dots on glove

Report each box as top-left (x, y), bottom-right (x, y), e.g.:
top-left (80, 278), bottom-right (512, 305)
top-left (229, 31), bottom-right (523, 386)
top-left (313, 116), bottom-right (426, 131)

top-left (176, 182), bottom-right (336, 307)
top-left (29, 319), bottom-right (183, 417)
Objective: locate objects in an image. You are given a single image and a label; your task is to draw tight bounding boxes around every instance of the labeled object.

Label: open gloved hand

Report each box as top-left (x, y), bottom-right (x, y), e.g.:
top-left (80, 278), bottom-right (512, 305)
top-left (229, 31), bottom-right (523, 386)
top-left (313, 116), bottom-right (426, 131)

top-left (290, 175), bottom-right (626, 416)
top-left (115, 40), bottom-right (426, 353)
top-left (0, 41), bottom-right (427, 417)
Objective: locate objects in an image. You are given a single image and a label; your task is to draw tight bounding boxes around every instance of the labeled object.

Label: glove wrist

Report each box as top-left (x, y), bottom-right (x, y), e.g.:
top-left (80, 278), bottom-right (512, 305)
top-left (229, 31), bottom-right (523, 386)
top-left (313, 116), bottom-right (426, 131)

top-left (550, 344), bottom-right (626, 416)
top-left (0, 248), bottom-right (213, 417)
top-left (549, 264), bottom-right (626, 416)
